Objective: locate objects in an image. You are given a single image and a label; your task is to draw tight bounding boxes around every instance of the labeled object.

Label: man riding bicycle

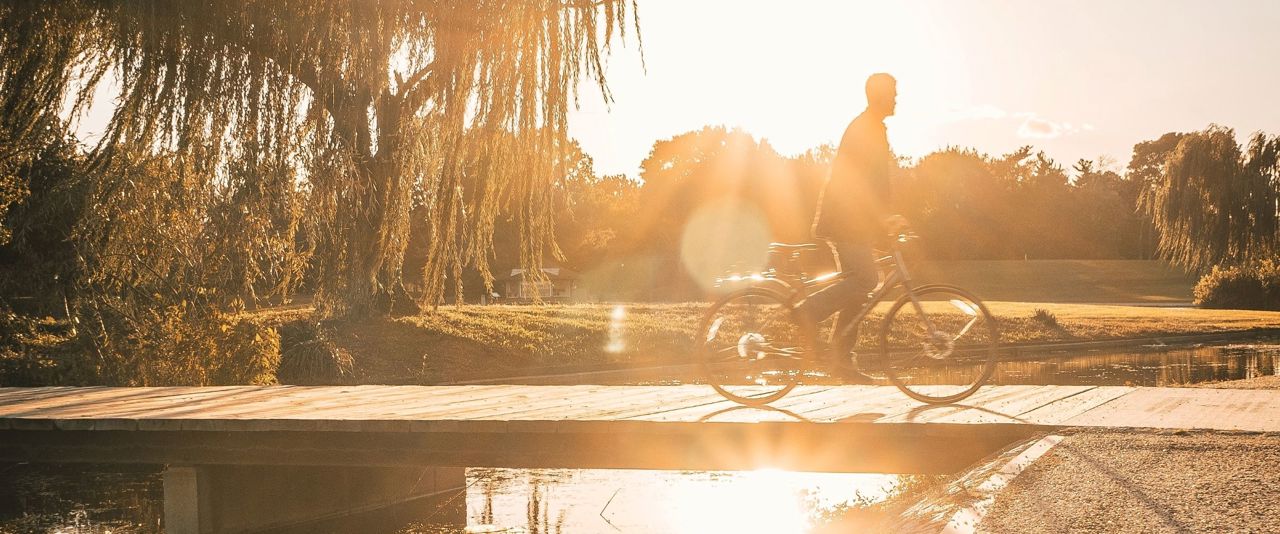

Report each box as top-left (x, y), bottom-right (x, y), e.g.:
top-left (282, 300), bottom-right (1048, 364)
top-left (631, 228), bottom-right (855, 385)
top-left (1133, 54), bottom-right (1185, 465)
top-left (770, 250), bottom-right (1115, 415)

top-left (798, 72), bottom-right (909, 358)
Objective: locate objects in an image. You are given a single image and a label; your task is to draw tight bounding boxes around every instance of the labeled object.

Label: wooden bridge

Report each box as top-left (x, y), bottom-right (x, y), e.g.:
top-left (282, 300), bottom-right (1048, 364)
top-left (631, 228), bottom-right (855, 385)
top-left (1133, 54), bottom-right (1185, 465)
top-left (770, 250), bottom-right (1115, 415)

top-left (3, 384), bottom-right (1279, 471)
top-left (2, 384), bottom-right (1278, 533)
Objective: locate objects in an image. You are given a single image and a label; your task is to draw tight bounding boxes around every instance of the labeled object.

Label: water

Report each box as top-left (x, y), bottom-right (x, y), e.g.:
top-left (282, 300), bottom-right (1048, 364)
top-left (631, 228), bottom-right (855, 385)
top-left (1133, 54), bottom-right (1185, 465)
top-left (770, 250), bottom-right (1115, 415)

top-left (987, 342), bottom-right (1280, 387)
top-left (3, 343), bottom-right (1277, 533)
top-left (0, 463), bottom-right (162, 533)
top-left (403, 468), bottom-right (900, 533)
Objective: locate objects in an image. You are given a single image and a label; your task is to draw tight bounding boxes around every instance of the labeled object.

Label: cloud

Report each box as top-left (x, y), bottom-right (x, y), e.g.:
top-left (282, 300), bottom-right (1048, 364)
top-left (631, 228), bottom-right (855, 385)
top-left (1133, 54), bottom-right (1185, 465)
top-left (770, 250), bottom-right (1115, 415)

top-left (933, 105), bottom-right (1091, 142)
top-left (1017, 116), bottom-right (1061, 139)
top-left (1015, 113), bottom-right (1083, 140)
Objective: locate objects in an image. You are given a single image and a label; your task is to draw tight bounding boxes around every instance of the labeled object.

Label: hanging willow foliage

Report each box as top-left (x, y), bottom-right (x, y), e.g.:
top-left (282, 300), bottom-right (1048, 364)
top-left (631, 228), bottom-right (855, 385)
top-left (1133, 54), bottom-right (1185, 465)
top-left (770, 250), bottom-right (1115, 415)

top-left (0, 0), bottom-right (640, 316)
top-left (1138, 125), bottom-right (1280, 272)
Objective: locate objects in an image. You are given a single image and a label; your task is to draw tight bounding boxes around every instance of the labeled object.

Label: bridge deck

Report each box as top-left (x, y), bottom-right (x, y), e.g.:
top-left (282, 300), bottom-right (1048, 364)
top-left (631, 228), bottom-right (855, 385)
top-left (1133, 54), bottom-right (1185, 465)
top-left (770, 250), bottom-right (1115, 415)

top-left (1, 385), bottom-right (1277, 473)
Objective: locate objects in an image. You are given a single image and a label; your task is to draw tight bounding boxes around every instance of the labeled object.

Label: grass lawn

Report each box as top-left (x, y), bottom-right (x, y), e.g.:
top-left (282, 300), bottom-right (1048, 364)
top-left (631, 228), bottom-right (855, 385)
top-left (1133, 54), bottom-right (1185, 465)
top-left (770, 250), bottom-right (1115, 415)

top-left (309, 301), bottom-right (1280, 384)
top-left (9, 260), bottom-right (1256, 386)
top-left (312, 261), bottom-right (1238, 383)
top-left (912, 260), bottom-right (1195, 304)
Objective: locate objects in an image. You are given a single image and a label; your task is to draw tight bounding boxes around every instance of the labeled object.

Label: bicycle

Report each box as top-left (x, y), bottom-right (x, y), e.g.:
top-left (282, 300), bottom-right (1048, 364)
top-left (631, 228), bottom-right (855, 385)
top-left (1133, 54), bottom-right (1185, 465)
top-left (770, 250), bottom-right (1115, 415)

top-left (696, 232), bottom-right (999, 406)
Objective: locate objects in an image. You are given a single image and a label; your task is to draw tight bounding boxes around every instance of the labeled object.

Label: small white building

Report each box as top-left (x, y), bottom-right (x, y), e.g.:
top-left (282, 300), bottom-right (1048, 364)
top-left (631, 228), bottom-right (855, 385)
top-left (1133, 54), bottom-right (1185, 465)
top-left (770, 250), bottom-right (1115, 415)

top-left (498, 267), bottom-right (580, 303)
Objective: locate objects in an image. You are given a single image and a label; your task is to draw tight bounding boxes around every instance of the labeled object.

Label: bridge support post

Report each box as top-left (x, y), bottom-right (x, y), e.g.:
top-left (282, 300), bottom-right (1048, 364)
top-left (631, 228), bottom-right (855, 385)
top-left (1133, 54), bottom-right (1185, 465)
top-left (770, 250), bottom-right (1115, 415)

top-left (161, 464), bottom-right (465, 534)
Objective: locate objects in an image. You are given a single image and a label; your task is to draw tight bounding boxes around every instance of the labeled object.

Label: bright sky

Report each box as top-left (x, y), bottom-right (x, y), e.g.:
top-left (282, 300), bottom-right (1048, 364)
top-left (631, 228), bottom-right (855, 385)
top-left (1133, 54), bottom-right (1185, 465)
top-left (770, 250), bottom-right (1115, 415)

top-left (568, 0), bottom-right (1280, 178)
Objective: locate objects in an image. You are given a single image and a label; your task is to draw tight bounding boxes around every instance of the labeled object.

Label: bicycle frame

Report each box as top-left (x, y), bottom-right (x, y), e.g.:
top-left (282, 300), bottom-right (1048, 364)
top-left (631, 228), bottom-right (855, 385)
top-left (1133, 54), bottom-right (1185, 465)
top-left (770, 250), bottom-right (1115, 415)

top-left (707, 235), bottom-right (998, 405)
top-left (778, 241), bottom-right (943, 348)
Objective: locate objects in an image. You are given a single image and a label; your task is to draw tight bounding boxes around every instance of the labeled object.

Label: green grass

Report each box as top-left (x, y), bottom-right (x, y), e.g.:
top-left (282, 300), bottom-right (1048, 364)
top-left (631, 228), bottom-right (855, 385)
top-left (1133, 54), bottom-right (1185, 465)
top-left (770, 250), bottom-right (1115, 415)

top-left (321, 300), bottom-right (1280, 384)
top-left (912, 260), bottom-right (1195, 303)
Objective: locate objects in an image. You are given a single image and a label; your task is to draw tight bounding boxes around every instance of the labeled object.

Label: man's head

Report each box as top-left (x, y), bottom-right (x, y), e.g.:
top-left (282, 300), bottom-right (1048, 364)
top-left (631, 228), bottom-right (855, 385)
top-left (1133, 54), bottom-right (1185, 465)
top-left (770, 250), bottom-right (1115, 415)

top-left (865, 73), bottom-right (897, 118)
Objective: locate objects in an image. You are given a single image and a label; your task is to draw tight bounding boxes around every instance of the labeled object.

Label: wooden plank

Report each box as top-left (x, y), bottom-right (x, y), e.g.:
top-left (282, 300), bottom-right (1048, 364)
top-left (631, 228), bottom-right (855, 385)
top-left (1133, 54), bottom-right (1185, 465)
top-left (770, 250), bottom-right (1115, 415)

top-left (425, 385), bottom-right (720, 433)
top-left (457, 385), bottom-right (661, 420)
top-left (396, 385), bottom-right (622, 433)
top-left (1064, 387), bottom-right (1280, 431)
top-left (775, 386), bottom-right (902, 422)
top-left (633, 386), bottom-right (855, 424)
top-left (54, 387), bottom-right (260, 431)
top-left (2, 385), bottom-right (1279, 436)
top-left (786, 387), bottom-right (927, 423)
top-left (175, 385), bottom-right (525, 431)
top-left (1018, 386), bottom-right (1133, 425)
top-left (876, 385), bottom-right (1095, 425)
top-left (498, 386), bottom-right (737, 434)
top-left (0, 387), bottom-right (179, 417)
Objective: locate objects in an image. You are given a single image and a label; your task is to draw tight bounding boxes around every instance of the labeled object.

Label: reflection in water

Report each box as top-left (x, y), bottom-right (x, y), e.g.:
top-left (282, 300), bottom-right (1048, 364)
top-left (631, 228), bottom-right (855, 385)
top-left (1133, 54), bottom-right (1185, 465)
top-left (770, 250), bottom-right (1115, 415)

top-left (0, 463), bottom-right (162, 533)
top-left (881, 344), bottom-right (1280, 388)
top-left (988, 343), bottom-right (1280, 386)
top-left (404, 468), bottom-right (898, 534)
top-left (688, 343), bottom-right (1280, 389)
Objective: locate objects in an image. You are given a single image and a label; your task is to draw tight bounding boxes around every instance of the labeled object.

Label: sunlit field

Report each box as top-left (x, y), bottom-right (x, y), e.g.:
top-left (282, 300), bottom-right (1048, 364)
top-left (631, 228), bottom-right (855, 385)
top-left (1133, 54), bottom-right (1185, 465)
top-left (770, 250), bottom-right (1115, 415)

top-left (241, 298), bottom-right (1280, 385)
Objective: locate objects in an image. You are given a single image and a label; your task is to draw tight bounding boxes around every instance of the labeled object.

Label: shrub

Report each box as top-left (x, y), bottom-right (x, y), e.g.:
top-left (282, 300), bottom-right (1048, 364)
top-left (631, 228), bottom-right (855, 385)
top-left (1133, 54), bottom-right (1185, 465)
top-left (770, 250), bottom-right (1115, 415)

top-left (211, 318), bottom-right (281, 386)
top-left (277, 338), bottom-right (353, 385)
top-left (1031, 308), bottom-right (1060, 329)
top-left (71, 303), bottom-right (281, 386)
top-left (1194, 261), bottom-right (1280, 310)
top-left (277, 319), bottom-right (323, 353)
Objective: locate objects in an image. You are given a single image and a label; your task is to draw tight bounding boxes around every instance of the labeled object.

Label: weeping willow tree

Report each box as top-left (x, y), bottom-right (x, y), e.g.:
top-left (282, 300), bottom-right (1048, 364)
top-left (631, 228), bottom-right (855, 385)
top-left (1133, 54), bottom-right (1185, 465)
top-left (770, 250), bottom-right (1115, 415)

top-left (1138, 125), bottom-right (1280, 272)
top-left (0, 0), bottom-right (640, 318)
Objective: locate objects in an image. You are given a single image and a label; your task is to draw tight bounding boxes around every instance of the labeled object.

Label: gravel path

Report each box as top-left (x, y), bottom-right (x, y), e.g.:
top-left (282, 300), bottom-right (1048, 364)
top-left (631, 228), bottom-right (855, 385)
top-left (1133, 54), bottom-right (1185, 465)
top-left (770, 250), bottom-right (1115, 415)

top-left (978, 430), bottom-right (1280, 533)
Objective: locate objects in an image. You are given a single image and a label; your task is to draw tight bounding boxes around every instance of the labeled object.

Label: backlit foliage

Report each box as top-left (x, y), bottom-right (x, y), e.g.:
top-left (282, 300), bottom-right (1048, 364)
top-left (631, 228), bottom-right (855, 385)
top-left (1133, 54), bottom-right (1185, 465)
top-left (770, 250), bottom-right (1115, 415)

top-left (0, 0), bottom-right (640, 317)
top-left (1138, 126), bottom-right (1280, 272)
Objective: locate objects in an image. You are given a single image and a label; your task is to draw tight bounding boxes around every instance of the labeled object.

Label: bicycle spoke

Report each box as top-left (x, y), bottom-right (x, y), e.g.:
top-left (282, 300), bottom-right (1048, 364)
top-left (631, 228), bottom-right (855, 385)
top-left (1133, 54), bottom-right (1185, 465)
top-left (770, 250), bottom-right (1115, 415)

top-left (882, 286), bottom-right (997, 404)
top-left (698, 288), bottom-right (808, 406)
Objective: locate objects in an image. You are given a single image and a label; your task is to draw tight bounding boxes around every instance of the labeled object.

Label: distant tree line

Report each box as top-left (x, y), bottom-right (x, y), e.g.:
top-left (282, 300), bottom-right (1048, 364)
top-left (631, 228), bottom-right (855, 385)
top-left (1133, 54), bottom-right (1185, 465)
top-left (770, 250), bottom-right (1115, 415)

top-left (530, 127), bottom-right (1157, 300)
top-left (519, 124), bottom-right (1277, 302)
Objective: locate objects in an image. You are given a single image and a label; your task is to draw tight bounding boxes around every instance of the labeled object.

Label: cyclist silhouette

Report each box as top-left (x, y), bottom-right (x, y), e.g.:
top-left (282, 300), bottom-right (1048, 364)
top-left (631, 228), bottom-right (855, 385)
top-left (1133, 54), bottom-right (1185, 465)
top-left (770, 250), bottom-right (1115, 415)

top-left (800, 73), bottom-right (908, 349)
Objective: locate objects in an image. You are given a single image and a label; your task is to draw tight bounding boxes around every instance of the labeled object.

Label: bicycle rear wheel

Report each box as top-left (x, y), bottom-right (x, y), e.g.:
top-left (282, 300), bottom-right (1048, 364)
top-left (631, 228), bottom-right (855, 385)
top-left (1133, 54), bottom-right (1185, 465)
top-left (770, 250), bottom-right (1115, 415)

top-left (878, 284), bottom-right (998, 404)
top-left (697, 287), bottom-right (813, 406)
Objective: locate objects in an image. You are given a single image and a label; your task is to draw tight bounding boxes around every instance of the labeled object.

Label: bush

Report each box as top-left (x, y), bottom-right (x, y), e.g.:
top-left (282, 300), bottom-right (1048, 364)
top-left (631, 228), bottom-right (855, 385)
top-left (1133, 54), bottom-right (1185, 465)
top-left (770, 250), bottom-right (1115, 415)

top-left (0, 308), bottom-right (74, 386)
top-left (211, 318), bottom-right (281, 386)
top-left (1031, 308), bottom-right (1060, 329)
top-left (1194, 261), bottom-right (1280, 310)
top-left (277, 338), bottom-right (353, 385)
top-left (277, 319), bottom-right (323, 353)
top-left (71, 303), bottom-right (281, 386)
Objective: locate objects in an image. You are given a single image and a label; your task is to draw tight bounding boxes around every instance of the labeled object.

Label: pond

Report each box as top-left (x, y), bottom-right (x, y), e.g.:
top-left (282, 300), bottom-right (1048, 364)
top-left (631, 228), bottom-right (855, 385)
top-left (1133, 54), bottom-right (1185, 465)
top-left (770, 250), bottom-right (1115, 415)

top-left (2, 342), bottom-right (1276, 533)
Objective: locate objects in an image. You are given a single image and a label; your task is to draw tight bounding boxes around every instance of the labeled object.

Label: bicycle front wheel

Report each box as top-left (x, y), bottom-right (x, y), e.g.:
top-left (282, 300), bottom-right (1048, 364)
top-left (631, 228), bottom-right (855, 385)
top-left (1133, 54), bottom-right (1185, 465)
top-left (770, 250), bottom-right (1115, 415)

top-left (697, 287), bottom-right (813, 406)
top-left (878, 284), bottom-right (998, 404)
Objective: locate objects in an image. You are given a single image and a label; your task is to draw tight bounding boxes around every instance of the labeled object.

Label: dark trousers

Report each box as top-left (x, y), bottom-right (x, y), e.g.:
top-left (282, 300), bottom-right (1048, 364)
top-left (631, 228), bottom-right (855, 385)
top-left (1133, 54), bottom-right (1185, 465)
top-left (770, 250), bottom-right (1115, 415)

top-left (799, 241), bottom-right (878, 343)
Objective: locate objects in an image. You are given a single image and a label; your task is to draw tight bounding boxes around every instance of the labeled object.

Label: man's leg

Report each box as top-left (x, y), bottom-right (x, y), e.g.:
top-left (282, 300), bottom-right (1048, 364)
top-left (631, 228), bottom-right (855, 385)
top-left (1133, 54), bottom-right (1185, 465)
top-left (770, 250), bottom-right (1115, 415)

top-left (796, 241), bottom-right (878, 338)
top-left (827, 243), bottom-right (878, 367)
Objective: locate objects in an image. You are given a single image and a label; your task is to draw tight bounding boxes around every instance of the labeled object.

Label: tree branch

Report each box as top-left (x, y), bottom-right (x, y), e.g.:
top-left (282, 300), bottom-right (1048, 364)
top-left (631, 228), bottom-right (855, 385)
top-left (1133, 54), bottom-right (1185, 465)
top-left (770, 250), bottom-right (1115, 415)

top-left (397, 60), bottom-right (439, 115)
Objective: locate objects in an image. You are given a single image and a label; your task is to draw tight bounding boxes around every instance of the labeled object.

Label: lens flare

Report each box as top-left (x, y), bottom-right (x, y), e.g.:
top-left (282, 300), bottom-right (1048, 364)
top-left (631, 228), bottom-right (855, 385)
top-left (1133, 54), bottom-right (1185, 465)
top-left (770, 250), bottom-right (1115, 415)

top-left (680, 199), bottom-right (771, 294)
top-left (606, 305), bottom-right (627, 353)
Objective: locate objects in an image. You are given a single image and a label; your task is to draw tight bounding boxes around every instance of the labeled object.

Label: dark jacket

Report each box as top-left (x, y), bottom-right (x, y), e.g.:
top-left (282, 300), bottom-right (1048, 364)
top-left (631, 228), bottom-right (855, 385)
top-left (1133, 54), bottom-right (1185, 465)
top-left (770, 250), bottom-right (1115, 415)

top-left (812, 112), bottom-right (891, 244)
